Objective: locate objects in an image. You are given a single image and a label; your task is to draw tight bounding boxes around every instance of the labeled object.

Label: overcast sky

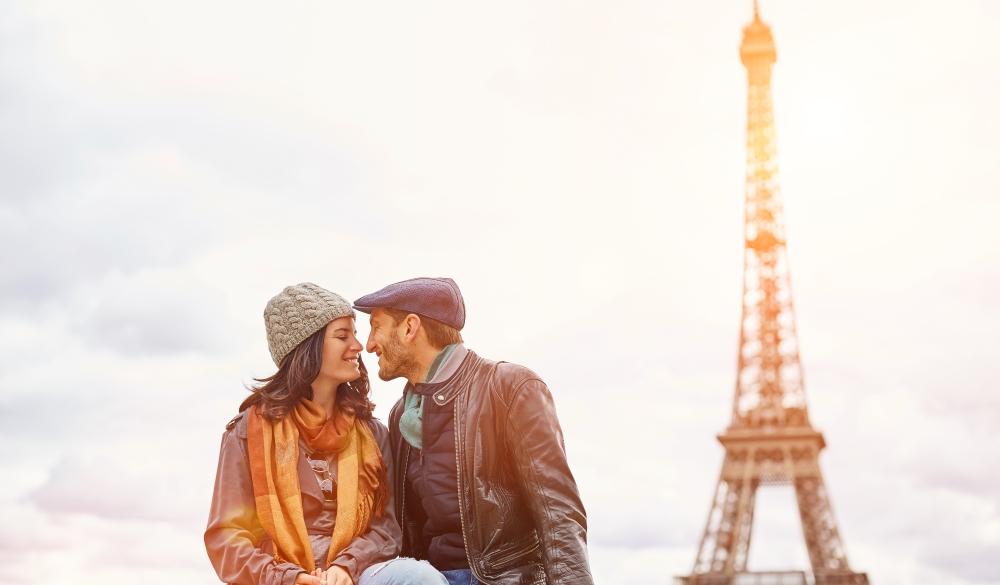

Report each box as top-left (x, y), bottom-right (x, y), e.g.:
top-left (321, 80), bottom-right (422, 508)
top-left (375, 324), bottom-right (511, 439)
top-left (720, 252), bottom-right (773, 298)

top-left (0, 1), bottom-right (998, 584)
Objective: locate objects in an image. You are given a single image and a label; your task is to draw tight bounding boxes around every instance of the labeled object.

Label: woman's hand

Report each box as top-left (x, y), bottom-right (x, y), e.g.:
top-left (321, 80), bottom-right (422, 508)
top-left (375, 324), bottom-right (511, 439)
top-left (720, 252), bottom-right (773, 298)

top-left (294, 571), bottom-right (322, 585)
top-left (294, 566), bottom-right (352, 585)
top-left (324, 565), bottom-right (354, 585)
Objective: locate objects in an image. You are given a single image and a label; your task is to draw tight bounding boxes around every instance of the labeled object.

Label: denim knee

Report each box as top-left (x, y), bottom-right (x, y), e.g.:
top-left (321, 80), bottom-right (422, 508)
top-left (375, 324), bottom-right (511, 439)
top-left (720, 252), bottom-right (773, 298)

top-left (358, 557), bottom-right (448, 585)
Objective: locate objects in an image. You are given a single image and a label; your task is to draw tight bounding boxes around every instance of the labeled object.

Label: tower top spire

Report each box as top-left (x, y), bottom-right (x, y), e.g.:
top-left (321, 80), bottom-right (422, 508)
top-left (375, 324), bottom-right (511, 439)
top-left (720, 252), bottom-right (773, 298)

top-left (740, 0), bottom-right (776, 71)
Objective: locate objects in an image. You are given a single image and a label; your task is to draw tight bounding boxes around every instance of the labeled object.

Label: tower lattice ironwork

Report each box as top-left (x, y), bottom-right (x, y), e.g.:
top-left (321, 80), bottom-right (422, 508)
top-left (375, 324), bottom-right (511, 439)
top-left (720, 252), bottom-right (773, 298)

top-left (678, 4), bottom-right (868, 585)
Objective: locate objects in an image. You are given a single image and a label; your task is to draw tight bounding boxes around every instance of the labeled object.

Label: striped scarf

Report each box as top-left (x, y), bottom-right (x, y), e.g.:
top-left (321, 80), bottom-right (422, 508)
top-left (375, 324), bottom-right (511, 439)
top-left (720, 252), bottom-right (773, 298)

top-left (246, 399), bottom-right (388, 571)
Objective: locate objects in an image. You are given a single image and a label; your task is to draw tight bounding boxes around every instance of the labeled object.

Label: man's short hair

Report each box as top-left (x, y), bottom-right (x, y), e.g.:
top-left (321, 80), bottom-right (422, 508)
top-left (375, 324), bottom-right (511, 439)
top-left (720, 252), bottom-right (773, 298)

top-left (383, 307), bottom-right (464, 349)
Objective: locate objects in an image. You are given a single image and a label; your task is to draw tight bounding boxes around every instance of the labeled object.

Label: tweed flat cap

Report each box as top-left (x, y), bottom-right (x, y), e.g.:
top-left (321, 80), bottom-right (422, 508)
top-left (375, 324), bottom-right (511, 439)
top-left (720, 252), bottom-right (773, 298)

top-left (353, 277), bottom-right (466, 330)
top-left (264, 282), bottom-right (355, 366)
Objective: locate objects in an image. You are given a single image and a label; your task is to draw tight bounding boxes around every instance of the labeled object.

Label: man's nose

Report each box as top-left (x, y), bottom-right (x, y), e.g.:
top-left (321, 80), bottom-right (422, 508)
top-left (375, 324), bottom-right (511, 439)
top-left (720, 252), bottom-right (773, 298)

top-left (365, 334), bottom-right (376, 353)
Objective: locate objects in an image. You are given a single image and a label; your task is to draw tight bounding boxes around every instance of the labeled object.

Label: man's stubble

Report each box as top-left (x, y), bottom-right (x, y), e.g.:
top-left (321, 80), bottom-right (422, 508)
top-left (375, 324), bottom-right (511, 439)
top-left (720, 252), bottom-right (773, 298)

top-left (377, 332), bottom-right (421, 383)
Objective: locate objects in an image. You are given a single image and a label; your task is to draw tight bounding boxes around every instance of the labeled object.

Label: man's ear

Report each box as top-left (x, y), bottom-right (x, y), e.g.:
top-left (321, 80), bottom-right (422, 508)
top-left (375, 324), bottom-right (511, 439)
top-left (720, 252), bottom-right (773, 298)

top-left (403, 313), bottom-right (422, 343)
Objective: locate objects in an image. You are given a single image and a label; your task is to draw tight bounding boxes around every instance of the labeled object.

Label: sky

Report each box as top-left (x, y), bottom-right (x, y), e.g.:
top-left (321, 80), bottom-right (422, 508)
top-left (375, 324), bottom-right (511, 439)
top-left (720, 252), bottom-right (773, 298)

top-left (0, 0), bottom-right (998, 584)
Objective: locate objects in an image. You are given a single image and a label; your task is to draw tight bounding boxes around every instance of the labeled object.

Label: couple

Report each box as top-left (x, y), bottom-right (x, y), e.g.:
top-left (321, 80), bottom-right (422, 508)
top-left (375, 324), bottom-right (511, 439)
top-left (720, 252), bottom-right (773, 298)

top-left (205, 278), bottom-right (593, 585)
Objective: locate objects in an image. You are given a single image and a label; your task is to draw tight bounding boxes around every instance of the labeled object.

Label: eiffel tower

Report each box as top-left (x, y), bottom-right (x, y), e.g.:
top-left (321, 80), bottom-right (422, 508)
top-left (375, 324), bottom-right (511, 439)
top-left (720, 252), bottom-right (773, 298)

top-left (677, 4), bottom-right (868, 585)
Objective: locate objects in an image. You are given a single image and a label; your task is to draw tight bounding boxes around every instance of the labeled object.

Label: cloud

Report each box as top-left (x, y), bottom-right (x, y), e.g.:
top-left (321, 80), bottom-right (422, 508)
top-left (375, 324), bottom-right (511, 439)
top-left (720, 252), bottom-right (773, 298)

top-left (30, 455), bottom-right (207, 526)
top-left (72, 270), bottom-right (242, 357)
top-left (0, 503), bottom-right (211, 582)
top-left (0, 12), bottom-right (365, 313)
top-left (0, 147), bottom-right (222, 310)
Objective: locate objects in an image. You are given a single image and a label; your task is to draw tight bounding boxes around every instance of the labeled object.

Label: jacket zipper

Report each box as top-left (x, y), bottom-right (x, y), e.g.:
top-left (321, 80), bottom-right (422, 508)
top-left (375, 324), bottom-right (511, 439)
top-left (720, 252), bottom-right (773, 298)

top-left (490, 539), bottom-right (540, 569)
top-left (454, 398), bottom-right (487, 584)
top-left (400, 442), bottom-right (410, 546)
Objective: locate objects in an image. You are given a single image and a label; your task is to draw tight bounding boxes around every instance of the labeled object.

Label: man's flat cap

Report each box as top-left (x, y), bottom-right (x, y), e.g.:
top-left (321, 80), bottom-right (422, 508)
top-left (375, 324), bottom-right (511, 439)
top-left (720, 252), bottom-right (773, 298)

top-left (353, 277), bottom-right (466, 330)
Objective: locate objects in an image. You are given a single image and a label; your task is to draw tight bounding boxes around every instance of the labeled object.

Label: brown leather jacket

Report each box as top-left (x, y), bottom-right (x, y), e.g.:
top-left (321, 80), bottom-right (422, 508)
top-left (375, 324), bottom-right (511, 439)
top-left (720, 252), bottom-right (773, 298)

top-left (204, 413), bottom-right (401, 585)
top-left (389, 350), bottom-right (593, 585)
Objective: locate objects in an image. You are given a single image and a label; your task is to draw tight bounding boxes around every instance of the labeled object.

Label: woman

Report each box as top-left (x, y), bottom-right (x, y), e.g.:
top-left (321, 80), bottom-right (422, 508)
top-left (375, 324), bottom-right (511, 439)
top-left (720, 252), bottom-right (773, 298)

top-left (205, 283), bottom-right (445, 585)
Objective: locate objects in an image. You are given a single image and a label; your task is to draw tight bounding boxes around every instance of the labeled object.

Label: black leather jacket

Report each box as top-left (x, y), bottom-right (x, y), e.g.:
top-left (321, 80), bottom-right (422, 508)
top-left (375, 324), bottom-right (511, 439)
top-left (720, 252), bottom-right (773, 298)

top-left (388, 350), bottom-right (593, 585)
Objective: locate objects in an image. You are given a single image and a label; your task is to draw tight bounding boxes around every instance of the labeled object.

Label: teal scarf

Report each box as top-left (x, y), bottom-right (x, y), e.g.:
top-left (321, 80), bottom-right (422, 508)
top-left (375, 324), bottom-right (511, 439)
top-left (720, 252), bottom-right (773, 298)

top-left (399, 344), bottom-right (457, 449)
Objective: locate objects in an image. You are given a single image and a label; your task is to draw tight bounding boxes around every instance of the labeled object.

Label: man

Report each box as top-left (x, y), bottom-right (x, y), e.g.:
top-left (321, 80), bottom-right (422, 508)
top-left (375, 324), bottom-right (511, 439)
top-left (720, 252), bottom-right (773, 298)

top-left (353, 277), bottom-right (593, 585)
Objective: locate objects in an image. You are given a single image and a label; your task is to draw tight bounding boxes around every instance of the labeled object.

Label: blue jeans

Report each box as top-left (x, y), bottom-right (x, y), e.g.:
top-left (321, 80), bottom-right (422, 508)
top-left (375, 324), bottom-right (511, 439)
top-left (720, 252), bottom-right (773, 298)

top-left (439, 569), bottom-right (478, 585)
top-left (358, 558), bottom-right (478, 585)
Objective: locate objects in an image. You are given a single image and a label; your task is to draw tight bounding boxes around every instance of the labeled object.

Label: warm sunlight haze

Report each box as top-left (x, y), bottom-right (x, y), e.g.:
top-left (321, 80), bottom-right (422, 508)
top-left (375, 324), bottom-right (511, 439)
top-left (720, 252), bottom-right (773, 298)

top-left (0, 1), bottom-right (998, 584)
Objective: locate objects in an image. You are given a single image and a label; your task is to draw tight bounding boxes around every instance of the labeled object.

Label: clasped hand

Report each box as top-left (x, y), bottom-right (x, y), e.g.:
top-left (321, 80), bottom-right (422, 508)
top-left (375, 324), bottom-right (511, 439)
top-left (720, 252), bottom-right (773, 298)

top-left (294, 565), bottom-right (353, 585)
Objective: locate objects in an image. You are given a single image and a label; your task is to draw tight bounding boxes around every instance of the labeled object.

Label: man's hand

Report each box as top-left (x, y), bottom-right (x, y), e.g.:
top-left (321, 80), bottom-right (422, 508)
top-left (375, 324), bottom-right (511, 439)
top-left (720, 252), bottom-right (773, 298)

top-left (323, 565), bottom-right (354, 585)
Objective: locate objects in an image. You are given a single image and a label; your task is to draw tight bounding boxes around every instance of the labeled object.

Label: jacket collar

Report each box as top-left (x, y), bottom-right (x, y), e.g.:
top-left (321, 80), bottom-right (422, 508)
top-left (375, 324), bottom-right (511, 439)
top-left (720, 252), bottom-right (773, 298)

top-left (410, 349), bottom-right (481, 407)
top-left (427, 343), bottom-right (468, 384)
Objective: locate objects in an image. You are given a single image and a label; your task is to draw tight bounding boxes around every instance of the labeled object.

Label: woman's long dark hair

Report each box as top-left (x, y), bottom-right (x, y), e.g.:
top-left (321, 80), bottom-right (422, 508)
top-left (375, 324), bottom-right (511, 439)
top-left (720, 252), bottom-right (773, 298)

top-left (240, 327), bottom-right (375, 422)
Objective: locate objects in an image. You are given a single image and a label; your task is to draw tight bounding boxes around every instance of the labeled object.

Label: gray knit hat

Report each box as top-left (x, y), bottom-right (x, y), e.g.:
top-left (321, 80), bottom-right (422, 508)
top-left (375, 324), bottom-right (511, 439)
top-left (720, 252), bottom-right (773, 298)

top-left (264, 282), bottom-right (355, 366)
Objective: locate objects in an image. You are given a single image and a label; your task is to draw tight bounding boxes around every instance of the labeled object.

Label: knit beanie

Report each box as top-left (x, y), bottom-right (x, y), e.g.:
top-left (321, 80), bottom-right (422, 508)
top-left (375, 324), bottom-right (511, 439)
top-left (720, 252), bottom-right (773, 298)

top-left (264, 282), bottom-right (355, 366)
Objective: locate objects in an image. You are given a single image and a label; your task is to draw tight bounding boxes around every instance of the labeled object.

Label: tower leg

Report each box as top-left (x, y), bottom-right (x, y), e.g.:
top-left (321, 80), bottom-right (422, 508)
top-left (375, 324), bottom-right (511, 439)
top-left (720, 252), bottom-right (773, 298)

top-left (794, 473), bottom-right (850, 577)
top-left (693, 478), bottom-right (739, 574)
top-left (725, 478), bottom-right (756, 574)
top-left (693, 450), bottom-right (759, 578)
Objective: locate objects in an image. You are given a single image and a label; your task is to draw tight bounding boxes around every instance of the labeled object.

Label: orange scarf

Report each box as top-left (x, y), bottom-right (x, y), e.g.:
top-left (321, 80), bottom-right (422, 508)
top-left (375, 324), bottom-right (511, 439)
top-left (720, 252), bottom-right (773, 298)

top-left (246, 399), bottom-right (388, 571)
